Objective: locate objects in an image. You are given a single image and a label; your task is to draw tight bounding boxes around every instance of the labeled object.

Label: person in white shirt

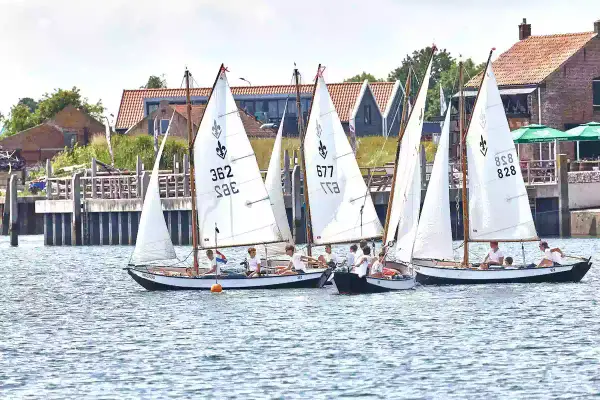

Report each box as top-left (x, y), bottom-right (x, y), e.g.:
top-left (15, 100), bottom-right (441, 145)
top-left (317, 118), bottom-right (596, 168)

top-left (369, 251), bottom-right (385, 278)
top-left (538, 241), bottom-right (565, 267)
top-left (352, 245), bottom-right (371, 278)
top-left (276, 245), bottom-right (318, 275)
top-left (247, 247), bottom-right (262, 278)
top-left (346, 244), bottom-right (358, 269)
top-left (481, 241), bottom-right (504, 269)
top-left (322, 244), bottom-right (338, 266)
top-left (200, 249), bottom-right (219, 276)
top-left (355, 240), bottom-right (368, 260)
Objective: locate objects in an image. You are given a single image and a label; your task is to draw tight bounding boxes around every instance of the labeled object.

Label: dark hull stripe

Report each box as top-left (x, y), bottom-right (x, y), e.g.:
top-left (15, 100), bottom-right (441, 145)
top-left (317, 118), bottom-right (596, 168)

top-left (127, 269), bottom-right (323, 291)
top-left (415, 261), bottom-right (592, 285)
top-left (332, 272), bottom-right (412, 294)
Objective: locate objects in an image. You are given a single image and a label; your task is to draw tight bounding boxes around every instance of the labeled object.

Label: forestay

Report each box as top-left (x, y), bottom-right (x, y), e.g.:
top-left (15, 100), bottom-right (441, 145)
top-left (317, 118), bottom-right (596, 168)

top-left (466, 65), bottom-right (538, 241)
top-left (131, 126), bottom-right (177, 264)
top-left (386, 55), bottom-right (434, 263)
top-left (413, 109), bottom-right (453, 260)
top-left (304, 75), bottom-right (383, 245)
top-left (194, 68), bottom-right (283, 248)
top-left (265, 103), bottom-right (293, 243)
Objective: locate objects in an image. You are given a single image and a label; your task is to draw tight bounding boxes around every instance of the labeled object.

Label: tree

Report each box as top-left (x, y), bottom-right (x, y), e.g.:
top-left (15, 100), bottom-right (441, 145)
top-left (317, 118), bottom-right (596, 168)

top-left (0, 87), bottom-right (104, 137)
top-left (143, 75), bottom-right (167, 89)
top-left (344, 72), bottom-right (383, 83)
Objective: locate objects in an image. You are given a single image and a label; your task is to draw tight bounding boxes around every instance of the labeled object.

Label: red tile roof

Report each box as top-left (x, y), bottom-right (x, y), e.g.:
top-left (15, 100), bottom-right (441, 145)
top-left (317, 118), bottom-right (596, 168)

top-left (466, 32), bottom-right (598, 88)
top-left (172, 104), bottom-right (277, 138)
top-left (116, 81), bottom-right (396, 130)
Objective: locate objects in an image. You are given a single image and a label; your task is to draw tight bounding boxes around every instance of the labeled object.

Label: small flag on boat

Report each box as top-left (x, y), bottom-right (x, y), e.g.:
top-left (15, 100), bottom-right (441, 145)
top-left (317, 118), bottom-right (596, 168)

top-left (215, 251), bottom-right (227, 264)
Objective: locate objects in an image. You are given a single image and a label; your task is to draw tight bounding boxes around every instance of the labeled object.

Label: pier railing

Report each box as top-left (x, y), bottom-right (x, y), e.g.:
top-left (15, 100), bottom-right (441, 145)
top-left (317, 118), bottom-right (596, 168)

top-left (44, 153), bottom-right (558, 201)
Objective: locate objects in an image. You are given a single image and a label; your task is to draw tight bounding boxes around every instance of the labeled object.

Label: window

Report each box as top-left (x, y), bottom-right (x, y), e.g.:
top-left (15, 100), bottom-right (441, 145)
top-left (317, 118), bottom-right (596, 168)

top-left (64, 132), bottom-right (77, 147)
top-left (364, 105), bottom-right (372, 125)
top-left (160, 119), bottom-right (170, 134)
top-left (287, 99), bottom-right (297, 116)
top-left (147, 104), bottom-right (158, 115)
top-left (244, 101), bottom-right (255, 116)
top-left (278, 99), bottom-right (287, 117)
top-left (268, 101), bottom-right (278, 118)
top-left (593, 77), bottom-right (600, 107)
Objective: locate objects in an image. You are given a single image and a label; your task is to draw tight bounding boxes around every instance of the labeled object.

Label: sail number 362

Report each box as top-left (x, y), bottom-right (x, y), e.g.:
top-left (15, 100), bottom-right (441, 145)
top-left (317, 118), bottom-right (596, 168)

top-left (495, 154), bottom-right (516, 179)
top-left (210, 166), bottom-right (239, 198)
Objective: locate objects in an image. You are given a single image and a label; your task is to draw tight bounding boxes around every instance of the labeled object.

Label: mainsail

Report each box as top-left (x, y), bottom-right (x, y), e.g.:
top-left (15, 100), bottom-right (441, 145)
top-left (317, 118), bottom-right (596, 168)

top-left (303, 74), bottom-right (383, 245)
top-left (265, 103), bottom-right (293, 244)
top-left (194, 68), bottom-right (283, 248)
top-left (466, 64), bottom-right (538, 241)
top-left (385, 54), bottom-right (434, 263)
top-left (131, 127), bottom-right (177, 264)
top-left (412, 109), bottom-right (453, 260)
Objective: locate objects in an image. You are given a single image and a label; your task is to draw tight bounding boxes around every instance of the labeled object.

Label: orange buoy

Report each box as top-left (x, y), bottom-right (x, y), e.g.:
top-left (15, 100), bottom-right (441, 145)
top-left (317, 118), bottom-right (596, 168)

top-left (211, 283), bottom-right (223, 293)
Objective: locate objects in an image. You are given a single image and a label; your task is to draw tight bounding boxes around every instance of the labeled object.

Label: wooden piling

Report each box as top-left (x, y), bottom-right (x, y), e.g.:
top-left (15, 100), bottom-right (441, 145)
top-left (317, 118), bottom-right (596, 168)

top-left (136, 155), bottom-right (143, 198)
top-left (141, 171), bottom-right (150, 200)
top-left (557, 154), bottom-right (570, 237)
top-left (71, 172), bottom-right (82, 245)
top-left (183, 154), bottom-right (190, 197)
top-left (283, 150), bottom-right (291, 195)
top-left (1, 176), bottom-right (10, 235)
top-left (46, 159), bottom-right (53, 200)
top-left (9, 174), bottom-right (18, 246)
top-left (91, 158), bottom-right (97, 198)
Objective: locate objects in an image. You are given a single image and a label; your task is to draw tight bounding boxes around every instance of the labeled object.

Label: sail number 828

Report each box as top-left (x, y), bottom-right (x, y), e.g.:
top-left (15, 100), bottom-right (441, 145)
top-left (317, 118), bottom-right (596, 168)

top-left (495, 154), bottom-right (517, 179)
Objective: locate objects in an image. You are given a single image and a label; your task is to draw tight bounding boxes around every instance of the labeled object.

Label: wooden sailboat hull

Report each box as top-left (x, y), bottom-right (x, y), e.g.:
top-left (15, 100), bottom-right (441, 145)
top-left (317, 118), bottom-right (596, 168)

top-left (331, 271), bottom-right (415, 294)
top-left (412, 259), bottom-right (592, 285)
top-left (126, 267), bottom-right (327, 291)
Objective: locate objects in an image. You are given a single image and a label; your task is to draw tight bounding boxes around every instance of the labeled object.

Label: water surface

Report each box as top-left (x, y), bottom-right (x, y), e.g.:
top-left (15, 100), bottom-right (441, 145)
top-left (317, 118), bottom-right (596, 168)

top-left (1, 237), bottom-right (599, 399)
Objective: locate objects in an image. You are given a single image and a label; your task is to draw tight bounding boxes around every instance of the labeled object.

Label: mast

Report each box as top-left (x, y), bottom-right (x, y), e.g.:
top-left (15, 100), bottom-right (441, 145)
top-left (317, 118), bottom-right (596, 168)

top-left (461, 49), bottom-right (495, 265)
top-left (382, 73), bottom-right (411, 243)
top-left (185, 68), bottom-right (200, 274)
top-left (459, 62), bottom-right (468, 265)
top-left (295, 66), bottom-right (319, 257)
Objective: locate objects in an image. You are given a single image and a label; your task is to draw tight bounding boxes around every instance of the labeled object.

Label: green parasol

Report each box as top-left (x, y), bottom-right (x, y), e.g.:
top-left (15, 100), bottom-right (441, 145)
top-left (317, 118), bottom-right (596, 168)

top-left (564, 122), bottom-right (600, 141)
top-left (512, 124), bottom-right (574, 143)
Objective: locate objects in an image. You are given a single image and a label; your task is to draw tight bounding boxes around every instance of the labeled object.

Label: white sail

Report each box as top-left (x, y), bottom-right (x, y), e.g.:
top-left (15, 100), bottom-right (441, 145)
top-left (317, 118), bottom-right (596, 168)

top-left (304, 75), bottom-right (383, 245)
top-left (194, 68), bottom-right (283, 248)
top-left (466, 65), bottom-right (538, 241)
top-left (265, 104), bottom-right (293, 244)
top-left (384, 56), bottom-right (434, 263)
top-left (413, 109), bottom-right (453, 260)
top-left (131, 129), bottom-right (177, 264)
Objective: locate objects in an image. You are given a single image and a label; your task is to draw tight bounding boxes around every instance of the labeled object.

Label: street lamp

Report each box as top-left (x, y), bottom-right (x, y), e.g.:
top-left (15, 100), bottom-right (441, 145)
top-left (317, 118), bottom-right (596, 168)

top-left (239, 77), bottom-right (251, 86)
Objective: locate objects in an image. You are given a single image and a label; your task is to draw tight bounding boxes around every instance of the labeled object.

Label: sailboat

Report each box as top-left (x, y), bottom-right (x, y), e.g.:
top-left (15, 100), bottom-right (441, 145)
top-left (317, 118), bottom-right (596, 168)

top-left (126, 66), bottom-right (327, 290)
top-left (411, 51), bottom-right (592, 284)
top-left (296, 67), bottom-right (410, 293)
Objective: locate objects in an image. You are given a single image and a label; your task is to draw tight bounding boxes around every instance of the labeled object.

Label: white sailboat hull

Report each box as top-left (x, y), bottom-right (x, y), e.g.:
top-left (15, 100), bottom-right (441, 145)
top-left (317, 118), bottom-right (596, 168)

top-left (127, 267), bottom-right (326, 290)
top-left (412, 258), bottom-right (592, 285)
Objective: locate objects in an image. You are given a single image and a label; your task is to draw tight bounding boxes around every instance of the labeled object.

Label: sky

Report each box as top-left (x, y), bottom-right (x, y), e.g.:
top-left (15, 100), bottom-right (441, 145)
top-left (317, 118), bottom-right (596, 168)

top-left (0, 0), bottom-right (598, 123)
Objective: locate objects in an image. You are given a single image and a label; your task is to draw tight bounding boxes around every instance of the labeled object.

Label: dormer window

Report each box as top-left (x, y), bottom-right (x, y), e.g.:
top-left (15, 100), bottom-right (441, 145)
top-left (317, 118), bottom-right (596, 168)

top-left (593, 76), bottom-right (600, 108)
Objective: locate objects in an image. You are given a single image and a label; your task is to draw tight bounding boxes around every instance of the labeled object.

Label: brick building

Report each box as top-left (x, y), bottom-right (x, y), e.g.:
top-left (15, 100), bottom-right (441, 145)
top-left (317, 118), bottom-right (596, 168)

top-left (464, 18), bottom-right (600, 161)
top-left (125, 100), bottom-right (277, 139)
top-left (115, 79), bottom-right (406, 138)
top-left (0, 105), bottom-right (106, 164)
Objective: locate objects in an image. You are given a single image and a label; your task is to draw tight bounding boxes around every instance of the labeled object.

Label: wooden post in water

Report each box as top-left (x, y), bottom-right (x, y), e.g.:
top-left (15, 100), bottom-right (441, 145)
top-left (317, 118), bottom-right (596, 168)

top-left (9, 174), bottom-right (18, 246)
top-left (46, 159), bottom-right (53, 200)
top-left (291, 165), bottom-right (302, 243)
top-left (141, 171), bottom-right (150, 201)
top-left (72, 172), bottom-right (82, 245)
top-left (283, 150), bottom-right (291, 195)
top-left (557, 153), bottom-right (570, 237)
top-left (136, 155), bottom-right (143, 198)
top-left (183, 154), bottom-right (190, 197)
top-left (1, 176), bottom-right (10, 235)
top-left (91, 157), bottom-right (97, 198)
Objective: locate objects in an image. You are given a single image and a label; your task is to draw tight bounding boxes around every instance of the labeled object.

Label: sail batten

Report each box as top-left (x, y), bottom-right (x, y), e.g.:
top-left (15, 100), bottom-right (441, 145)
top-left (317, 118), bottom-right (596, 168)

top-left (131, 129), bottom-right (177, 264)
top-left (466, 65), bottom-right (538, 242)
top-left (303, 75), bottom-right (383, 245)
top-left (194, 69), bottom-right (282, 249)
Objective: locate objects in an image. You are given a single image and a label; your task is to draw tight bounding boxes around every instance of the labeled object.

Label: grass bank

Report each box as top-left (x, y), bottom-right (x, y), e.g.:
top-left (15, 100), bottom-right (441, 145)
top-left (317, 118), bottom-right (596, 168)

top-left (45, 134), bottom-right (437, 177)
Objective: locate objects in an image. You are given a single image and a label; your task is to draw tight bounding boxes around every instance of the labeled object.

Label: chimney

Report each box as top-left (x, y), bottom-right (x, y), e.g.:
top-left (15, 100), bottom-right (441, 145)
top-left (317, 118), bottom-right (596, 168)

top-left (519, 18), bottom-right (531, 40)
top-left (595, 20), bottom-right (600, 34)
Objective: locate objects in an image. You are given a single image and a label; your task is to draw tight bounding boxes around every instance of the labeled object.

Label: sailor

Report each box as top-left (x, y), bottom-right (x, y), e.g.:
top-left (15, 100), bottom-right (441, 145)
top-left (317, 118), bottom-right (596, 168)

top-left (200, 249), bottom-right (219, 276)
top-left (537, 241), bottom-right (565, 267)
top-left (247, 247), bottom-right (262, 278)
top-left (347, 244), bottom-right (358, 269)
top-left (277, 245), bottom-right (318, 275)
top-left (322, 244), bottom-right (338, 266)
top-left (369, 251), bottom-right (385, 278)
top-left (355, 239), bottom-right (368, 260)
top-left (481, 241), bottom-right (504, 269)
top-left (353, 245), bottom-right (371, 278)
top-left (505, 257), bottom-right (514, 266)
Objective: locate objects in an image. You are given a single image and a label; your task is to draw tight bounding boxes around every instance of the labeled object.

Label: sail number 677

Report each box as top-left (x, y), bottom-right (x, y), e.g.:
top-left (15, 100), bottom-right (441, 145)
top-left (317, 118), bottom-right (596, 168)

top-left (320, 182), bottom-right (340, 194)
